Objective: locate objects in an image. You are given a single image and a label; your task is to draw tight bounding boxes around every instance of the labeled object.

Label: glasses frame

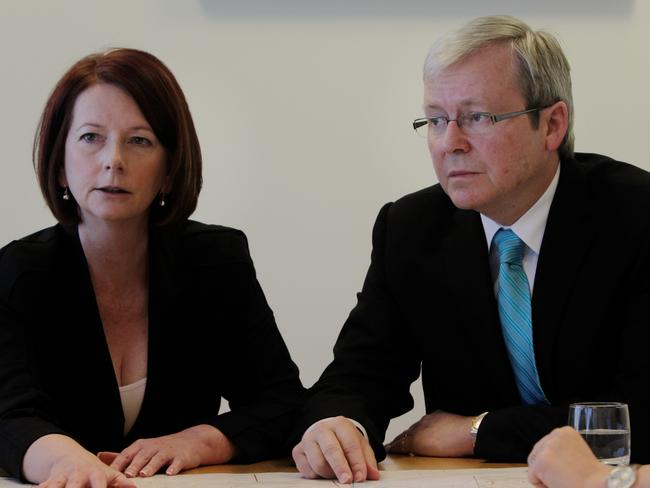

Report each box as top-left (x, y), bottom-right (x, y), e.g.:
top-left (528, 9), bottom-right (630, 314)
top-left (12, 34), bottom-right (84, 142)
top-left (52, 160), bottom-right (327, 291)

top-left (412, 107), bottom-right (542, 135)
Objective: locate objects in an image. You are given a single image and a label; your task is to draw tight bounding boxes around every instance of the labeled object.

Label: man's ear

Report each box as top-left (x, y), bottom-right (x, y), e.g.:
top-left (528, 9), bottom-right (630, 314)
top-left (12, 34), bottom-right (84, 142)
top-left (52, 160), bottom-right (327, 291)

top-left (542, 101), bottom-right (569, 152)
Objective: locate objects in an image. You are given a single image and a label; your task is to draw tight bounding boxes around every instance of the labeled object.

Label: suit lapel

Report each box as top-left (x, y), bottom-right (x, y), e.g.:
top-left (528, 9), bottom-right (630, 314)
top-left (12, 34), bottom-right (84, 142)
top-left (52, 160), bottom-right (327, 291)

top-left (439, 209), bottom-right (521, 405)
top-left (532, 158), bottom-right (597, 399)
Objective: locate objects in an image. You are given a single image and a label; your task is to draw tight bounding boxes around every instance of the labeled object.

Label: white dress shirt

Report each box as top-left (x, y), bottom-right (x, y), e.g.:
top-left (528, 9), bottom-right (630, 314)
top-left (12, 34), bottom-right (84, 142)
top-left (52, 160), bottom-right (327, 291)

top-left (481, 165), bottom-right (560, 295)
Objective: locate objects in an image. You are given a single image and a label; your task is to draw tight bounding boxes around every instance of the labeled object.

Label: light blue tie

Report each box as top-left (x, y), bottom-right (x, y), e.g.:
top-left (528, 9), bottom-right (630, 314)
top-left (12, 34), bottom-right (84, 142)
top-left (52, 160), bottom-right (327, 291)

top-left (493, 229), bottom-right (547, 405)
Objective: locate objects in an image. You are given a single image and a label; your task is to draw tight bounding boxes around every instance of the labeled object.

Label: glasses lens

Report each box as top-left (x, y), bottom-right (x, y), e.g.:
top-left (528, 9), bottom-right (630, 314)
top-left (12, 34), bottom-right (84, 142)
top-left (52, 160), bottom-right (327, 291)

top-left (460, 112), bottom-right (492, 134)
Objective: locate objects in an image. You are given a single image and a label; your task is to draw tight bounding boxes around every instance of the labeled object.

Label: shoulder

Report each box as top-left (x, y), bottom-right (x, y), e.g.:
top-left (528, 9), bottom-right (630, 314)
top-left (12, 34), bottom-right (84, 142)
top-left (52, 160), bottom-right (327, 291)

top-left (0, 225), bottom-right (66, 296)
top-left (569, 152), bottom-right (650, 190)
top-left (564, 152), bottom-right (650, 208)
top-left (378, 183), bottom-right (459, 233)
top-left (156, 220), bottom-right (253, 268)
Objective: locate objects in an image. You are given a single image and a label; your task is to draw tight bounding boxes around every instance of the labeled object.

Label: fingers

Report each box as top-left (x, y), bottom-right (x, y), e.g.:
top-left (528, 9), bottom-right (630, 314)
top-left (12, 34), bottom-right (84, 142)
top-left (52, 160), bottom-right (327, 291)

top-left (88, 470), bottom-right (109, 488)
top-left (293, 424), bottom-right (348, 481)
top-left (138, 451), bottom-right (174, 477)
top-left (108, 448), bottom-right (135, 474)
top-left (37, 469), bottom-right (117, 488)
top-left (108, 472), bottom-right (137, 488)
top-left (293, 417), bottom-right (378, 484)
top-left (292, 445), bottom-right (319, 479)
top-left (165, 457), bottom-right (184, 476)
top-left (97, 452), bottom-right (118, 466)
top-left (38, 474), bottom-right (66, 488)
top-left (123, 447), bottom-right (159, 477)
top-left (305, 433), bottom-right (344, 481)
top-left (361, 438), bottom-right (380, 480)
top-left (111, 443), bottom-right (158, 477)
top-left (112, 442), bottom-right (191, 478)
top-left (336, 425), bottom-right (374, 483)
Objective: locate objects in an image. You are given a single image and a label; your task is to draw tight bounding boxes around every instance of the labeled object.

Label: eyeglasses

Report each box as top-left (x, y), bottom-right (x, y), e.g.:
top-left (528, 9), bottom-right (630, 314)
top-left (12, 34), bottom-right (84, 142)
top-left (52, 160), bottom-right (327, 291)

top-left (412, 107), bottom-right (541, 137)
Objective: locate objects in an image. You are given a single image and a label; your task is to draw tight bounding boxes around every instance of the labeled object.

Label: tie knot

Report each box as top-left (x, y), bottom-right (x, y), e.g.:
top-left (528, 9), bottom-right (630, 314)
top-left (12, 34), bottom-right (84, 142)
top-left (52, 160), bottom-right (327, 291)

top-left (493, 229), bottom-right (526, 265)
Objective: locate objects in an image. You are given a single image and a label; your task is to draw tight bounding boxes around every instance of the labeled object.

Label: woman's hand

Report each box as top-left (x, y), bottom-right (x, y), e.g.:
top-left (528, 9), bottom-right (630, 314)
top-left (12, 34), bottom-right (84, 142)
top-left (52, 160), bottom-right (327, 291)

top-left (39, 452), bottom-right (135, 488)
top-left (23, 434), bottom-right (135, 487)
top-left (527, 426), bottom-right (611, 488)
top-left (98, 424), bottom-right (236, 477)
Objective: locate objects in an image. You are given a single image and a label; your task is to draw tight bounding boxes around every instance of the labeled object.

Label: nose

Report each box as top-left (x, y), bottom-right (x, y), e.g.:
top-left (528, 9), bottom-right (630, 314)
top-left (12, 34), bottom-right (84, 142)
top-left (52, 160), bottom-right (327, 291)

top-left (440, 120), bottom-right (470, 154)
top-left (103, 140), bottom-right (125, 172)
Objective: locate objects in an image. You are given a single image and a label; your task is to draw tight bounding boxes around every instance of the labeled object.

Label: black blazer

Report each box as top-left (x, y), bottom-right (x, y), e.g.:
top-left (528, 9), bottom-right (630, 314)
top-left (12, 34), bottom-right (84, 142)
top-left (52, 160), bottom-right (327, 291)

top-left (294, 153), bottom-right (650, 463)
top-left (0, 220), bottom-right (305, 479)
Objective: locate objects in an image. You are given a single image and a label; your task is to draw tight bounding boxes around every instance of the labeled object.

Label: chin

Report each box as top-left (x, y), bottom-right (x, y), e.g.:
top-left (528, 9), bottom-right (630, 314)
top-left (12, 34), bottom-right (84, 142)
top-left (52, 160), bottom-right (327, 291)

top-left (447, 191), bottom-right (483, 212)
top-left (82, 209), bottom-right (148, 225)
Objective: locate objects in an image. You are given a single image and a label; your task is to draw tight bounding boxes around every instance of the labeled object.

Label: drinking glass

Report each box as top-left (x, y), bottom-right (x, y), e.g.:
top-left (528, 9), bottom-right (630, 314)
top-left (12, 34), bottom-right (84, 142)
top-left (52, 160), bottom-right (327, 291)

top-left (568, 402), bottom-right (630, 465)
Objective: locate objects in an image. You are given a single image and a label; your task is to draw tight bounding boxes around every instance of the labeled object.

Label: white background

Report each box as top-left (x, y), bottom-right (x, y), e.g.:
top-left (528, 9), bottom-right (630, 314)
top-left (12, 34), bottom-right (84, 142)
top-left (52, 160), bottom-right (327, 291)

top-left (1, 0), bottom-right (647, 444)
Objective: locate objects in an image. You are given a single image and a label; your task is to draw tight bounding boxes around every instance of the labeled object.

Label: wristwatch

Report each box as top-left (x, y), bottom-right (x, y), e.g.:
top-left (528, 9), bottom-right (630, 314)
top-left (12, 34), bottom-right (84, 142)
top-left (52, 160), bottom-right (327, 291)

top-left (608, 465), bottom-right (640, 488)
top-left (469, 412), bottom-right (488, 444)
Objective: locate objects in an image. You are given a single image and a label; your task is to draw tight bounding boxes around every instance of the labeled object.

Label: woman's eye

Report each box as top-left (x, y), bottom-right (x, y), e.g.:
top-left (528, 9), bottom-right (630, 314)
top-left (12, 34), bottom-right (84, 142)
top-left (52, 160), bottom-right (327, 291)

top-left (80, 133), bottom-right (99, 143)
top-left (131, 136), bottom-right (151, 146)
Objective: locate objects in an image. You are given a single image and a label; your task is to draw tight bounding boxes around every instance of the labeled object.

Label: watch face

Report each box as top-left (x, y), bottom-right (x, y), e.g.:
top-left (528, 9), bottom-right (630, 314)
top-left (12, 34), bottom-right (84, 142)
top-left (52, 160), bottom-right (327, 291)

top-left (608, 466), bottom-right (636, 488)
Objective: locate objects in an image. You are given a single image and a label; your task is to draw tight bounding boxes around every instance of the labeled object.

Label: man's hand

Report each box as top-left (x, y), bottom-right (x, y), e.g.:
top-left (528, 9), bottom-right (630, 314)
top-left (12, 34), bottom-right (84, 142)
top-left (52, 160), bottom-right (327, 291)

top-left (527, 426), bottom-right (611, 488)
top-left (385, 410), bottom-right (474, 457)
top-left (98, 424), bottom-right (235, 477)
top-left (292, 416), bottom-right (380, 483)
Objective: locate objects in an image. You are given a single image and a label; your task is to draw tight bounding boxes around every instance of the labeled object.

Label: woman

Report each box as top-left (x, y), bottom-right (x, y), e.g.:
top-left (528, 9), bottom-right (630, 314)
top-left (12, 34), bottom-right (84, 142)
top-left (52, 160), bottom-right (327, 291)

top-left (0, 48), bottom-right (304, 486)
top-left (528, 427), bottom-right (648, 488)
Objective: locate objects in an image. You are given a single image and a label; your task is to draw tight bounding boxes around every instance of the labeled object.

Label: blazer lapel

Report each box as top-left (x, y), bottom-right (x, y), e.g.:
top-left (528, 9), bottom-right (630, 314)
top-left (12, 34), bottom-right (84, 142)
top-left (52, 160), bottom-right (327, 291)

top-left (532, 158), bottom-right (597, 399)
top-left (126, 225), bottom-right (181, 440)
top-left (63, 227), bottom-right (125, 448)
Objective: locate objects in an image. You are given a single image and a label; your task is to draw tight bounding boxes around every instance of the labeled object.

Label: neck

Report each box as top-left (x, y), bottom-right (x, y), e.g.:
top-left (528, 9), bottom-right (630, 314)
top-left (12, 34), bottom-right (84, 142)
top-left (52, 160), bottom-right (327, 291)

top-left (78, 218), bottom-right (149, 287)
top-left (487, 157), bottom-right (559, 226)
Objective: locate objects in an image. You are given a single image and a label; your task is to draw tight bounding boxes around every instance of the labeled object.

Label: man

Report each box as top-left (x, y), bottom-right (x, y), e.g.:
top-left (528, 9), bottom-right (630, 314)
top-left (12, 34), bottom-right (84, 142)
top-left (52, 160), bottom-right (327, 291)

top-left (291, 15), bottom-right (650, 484)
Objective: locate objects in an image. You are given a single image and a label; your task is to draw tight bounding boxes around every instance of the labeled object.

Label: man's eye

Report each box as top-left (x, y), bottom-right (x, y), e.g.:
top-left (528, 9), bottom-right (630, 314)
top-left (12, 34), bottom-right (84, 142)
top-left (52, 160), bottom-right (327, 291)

top-left (430, 117), bottom-right (447, 127)
top-left (468, 113), bottom-right (488, 123)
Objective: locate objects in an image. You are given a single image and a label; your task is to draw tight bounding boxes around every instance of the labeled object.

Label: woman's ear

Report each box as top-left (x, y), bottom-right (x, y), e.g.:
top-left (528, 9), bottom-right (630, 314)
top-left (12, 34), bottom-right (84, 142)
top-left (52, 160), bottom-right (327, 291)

top-left (58, 167), bottom-right (68, 188)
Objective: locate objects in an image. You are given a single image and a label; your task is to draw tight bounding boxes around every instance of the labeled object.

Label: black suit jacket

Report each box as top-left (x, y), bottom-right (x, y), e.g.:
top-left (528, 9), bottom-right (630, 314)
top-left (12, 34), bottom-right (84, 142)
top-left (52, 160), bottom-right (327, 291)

top-left (0, 220), bottom-right (305, 479)
top-left (295, 153), bottom-right (650, 463)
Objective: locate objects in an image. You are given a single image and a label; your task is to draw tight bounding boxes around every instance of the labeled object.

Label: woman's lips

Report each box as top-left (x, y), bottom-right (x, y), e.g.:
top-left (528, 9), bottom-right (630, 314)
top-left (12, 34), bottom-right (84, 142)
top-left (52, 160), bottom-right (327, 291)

top-left (97, 186), bottom-right (130, 194)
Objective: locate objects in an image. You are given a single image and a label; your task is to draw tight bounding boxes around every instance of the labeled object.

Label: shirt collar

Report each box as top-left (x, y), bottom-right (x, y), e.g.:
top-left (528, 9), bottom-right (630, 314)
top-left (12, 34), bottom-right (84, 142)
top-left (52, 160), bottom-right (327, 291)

top-left (481, 164), bottom-right (560, 254)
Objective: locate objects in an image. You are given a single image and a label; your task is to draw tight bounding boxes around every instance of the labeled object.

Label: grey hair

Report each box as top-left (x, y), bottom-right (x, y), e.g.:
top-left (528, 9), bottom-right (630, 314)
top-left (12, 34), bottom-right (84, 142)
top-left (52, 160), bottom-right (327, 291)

top-left (424, 15), bottom-right (574, 159)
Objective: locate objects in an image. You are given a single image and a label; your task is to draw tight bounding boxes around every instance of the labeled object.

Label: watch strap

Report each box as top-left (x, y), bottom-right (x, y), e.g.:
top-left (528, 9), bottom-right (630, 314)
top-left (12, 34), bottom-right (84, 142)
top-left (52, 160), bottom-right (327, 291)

top-left (608, 464), bottom-right (640, 488)
top-left (470, 412), bottom-right (488, 442)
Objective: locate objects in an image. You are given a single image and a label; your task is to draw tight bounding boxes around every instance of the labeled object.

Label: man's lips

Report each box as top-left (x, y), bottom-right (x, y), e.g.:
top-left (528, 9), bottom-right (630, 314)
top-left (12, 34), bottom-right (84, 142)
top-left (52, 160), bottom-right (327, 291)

top-left (448, 170), bottom-right (480, 177)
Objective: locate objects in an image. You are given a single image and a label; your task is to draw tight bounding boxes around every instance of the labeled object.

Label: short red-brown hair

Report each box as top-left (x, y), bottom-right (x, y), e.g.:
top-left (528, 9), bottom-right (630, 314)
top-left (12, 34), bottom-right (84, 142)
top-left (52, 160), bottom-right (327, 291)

top-left (34, 48), bottom-right (202, 226)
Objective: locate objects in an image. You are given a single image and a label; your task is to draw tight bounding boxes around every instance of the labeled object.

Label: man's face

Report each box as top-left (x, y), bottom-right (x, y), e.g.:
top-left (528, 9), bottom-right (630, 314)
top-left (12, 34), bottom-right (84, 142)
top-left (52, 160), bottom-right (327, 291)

top-left (424, 42), bottom-right (558, 225)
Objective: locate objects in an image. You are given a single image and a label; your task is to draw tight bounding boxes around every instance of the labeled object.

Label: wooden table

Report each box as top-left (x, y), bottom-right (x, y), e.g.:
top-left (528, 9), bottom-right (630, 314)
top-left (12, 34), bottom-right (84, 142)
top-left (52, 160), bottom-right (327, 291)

top-left (186, 454), bottom-right (525, 474)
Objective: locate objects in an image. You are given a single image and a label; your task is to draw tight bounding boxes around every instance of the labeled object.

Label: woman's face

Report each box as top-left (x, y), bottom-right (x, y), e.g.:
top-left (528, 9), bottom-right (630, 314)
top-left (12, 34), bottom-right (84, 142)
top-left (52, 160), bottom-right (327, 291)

top-left (61, 83), bottom-right (167, 228)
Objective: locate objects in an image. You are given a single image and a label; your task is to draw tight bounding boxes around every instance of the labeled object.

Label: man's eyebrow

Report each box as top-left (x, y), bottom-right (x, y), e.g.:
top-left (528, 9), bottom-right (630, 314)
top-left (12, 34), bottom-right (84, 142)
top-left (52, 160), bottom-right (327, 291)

top-left (424, 104), bottom-right (443, 112)
top-left (423, 99), bottom-right (484, 112)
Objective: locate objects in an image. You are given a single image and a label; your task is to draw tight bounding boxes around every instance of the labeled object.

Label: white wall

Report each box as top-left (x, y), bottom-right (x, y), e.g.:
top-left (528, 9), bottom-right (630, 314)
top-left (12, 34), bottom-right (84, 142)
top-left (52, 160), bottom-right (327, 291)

top-left (1, 0), bottom-right (647, 443)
